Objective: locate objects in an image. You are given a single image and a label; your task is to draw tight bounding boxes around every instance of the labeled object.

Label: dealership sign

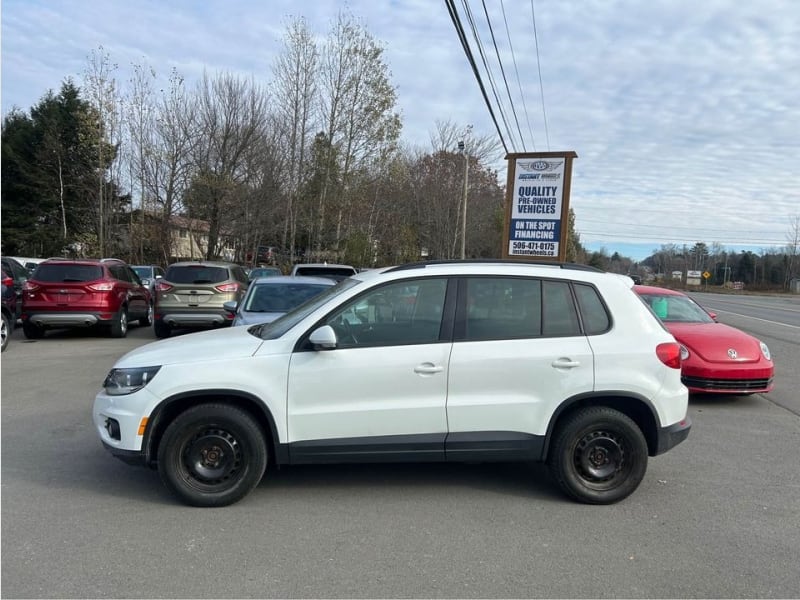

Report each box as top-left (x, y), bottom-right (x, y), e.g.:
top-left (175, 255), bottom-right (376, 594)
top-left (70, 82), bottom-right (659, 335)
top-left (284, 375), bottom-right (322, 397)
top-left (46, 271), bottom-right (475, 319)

top-left (503, 151), bottom-right (577, 261)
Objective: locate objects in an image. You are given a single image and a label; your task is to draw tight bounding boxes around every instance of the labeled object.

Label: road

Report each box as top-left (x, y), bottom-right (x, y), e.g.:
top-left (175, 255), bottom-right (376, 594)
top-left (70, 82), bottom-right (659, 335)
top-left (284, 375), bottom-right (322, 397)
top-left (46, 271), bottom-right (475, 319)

top-left (2, 296), bottom-right (799, 598)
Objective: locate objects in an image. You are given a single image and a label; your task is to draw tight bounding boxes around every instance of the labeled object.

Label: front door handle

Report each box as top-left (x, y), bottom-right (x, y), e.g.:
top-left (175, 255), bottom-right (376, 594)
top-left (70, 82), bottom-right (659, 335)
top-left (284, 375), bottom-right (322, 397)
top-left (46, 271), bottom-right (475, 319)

top-left (414, 363), bottom-right (444, 375)
top-left (551, 358), bottom-right (581, 369)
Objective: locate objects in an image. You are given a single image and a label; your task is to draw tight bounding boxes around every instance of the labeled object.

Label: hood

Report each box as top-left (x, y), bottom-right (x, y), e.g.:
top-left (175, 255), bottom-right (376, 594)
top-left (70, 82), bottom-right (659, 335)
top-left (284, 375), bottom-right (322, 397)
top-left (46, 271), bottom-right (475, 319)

top-left (115, 326), bottom-right (264, 368)
top-left (665, 321), bottom-right (765, 363)
top-left (233, 310), bottom-right (284, 327)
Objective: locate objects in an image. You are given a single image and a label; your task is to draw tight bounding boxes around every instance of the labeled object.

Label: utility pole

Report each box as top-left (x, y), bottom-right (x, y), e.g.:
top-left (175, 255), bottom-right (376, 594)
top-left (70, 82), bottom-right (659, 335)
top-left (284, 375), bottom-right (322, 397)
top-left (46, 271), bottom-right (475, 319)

top-left (458, 125), bottom-right (472, 260)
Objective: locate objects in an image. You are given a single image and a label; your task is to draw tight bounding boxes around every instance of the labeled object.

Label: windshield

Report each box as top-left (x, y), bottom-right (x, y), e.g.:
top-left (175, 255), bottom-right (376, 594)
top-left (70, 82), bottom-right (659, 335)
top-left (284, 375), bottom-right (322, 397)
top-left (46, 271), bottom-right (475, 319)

top-left (243, 282), bottom-right (332, 312)
top-left (132, 267), bottom-right (152, 278)
top-left (638, 293), bottom-right (714, 324)
top-left (249, 278), bottom-right (360, 339)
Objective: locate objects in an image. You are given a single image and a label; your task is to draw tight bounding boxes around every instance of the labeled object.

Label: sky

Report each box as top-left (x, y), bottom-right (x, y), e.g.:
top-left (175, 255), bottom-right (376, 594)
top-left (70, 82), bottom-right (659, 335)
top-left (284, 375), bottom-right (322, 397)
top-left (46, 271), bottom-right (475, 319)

top-left (2, 0), bottom-right (798, 261)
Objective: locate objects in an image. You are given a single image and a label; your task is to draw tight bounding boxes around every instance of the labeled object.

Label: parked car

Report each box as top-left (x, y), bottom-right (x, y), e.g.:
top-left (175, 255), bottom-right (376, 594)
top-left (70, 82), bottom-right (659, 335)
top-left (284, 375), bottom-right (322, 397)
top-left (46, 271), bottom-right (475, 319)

top-left (21, 258), bottom-right (151, 339)
top-left (153, 260), bottom-right (248, 338)
top-left (94, 260), bottom-right (690, 507)
top-left (247, 266), bottom-right (282, 282)
top-left (10, 256), bottom-right (45, 274)
top-left (225, 275), bottom-right (335, 327)
top-left (290, 263), bottom-right (357, 281)
top-left (1, 268), bottom-right (18, 352)
top-left (1, 256), bottom-right (28, 321)
top-left (634, 285), bottom-right (774, 394)
top-left (131, 265), bottom-right (165, 299)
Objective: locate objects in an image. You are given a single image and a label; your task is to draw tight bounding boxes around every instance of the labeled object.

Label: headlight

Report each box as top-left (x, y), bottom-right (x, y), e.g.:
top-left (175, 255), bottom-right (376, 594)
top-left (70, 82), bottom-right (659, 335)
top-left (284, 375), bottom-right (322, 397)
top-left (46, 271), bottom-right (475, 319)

top-left (760, 342), bottom-right (771, 361)
top-left (103, 366), bottom-right (161, 396)
top-left (679, 344), bottom-right (690, 361)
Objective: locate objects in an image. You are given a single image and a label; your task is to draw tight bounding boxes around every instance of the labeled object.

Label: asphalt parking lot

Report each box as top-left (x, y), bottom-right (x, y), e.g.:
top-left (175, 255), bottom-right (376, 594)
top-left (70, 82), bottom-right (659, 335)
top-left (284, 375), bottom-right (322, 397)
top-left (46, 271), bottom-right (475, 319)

top-left (1, 301), bottom-right (799, 598)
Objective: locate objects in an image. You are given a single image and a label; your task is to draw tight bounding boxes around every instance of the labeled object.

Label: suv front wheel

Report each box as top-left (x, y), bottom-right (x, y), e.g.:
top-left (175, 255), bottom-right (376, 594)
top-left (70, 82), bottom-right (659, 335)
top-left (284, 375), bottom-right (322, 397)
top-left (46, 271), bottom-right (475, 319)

top-left (157, 403), bottom-right (268, 507)
top-left (548, 406), bottom-right (648, 505)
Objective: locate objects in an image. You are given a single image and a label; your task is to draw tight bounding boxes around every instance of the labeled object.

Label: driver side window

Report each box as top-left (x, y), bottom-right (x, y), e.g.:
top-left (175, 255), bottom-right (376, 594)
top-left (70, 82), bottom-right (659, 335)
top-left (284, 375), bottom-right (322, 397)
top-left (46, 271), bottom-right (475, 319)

top-left (324, 278), bottom-right (448, 348)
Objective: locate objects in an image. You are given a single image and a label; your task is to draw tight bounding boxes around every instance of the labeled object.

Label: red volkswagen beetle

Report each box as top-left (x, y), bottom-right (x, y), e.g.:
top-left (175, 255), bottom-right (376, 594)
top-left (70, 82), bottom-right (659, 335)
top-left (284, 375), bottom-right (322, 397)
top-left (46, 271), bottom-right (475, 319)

top-left (634, 285), bottom-right (774, 395)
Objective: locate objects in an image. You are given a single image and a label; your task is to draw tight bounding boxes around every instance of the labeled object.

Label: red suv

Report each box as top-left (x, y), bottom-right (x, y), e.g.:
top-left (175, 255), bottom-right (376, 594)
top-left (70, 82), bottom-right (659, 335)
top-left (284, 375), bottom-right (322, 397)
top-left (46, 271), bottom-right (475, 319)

top-left (21, 258), bottom-right (152, 339)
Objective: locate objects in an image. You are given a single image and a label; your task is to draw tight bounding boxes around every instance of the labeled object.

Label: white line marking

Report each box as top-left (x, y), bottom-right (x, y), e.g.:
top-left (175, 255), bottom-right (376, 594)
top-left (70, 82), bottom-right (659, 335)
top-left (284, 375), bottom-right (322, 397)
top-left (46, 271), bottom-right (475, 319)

top-left (709, 308), bottom-right (800, 330)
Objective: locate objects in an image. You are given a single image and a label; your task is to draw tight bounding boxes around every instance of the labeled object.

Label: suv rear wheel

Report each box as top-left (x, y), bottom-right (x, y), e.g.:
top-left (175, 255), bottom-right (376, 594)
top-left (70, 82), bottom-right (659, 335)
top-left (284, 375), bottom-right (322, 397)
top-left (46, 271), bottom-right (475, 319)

top-left (548, 406), bottom-right (648, 504)
top-left (109, 307), bottom-right (128, 338)
top-left (157, 404), bottom-right (268, 507)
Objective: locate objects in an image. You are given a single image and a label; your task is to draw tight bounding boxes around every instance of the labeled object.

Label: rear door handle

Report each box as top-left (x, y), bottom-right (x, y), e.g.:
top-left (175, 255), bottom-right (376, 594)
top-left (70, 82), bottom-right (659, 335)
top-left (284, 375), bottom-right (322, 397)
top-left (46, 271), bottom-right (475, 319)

top-left (551, 358), bottom-right (581, 369)
top-left (414, 363), bottom-right (444, 375)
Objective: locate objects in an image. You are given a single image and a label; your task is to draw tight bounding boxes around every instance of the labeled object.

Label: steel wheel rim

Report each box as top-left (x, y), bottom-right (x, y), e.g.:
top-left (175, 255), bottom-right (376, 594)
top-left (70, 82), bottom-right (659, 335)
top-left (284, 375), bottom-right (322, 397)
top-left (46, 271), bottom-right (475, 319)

top-left (181, 427), bottom-right (242, 488)
top-left (572, 429), bottom-right (630, 489)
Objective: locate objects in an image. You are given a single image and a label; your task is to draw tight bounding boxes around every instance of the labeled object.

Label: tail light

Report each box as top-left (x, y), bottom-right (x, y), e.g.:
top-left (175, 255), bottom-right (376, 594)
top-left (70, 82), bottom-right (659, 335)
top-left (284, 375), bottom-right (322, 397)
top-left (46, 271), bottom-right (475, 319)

top-left (88, 282), bottom-right (114, 291)
top-left (2, 274), bottom-right (13, 287)
top-left (156, 281), bottom-right (173, 292)
top-left (22, 280), bottom-right (39, 292)
top-left (656, 342), bottom-right (682, 369)
top-left (215, 283), bottom-right (240, 293)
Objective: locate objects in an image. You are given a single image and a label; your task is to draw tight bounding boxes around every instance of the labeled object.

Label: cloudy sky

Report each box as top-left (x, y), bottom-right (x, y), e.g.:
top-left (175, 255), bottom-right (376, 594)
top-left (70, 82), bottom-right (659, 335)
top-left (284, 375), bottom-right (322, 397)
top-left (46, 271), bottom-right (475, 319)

top-left (2, 0), bottom-right (798, 260)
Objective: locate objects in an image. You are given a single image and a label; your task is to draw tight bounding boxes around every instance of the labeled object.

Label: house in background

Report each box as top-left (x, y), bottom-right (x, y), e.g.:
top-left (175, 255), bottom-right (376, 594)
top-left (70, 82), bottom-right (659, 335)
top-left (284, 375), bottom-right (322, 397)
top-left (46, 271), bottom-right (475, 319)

top-left (169, 216), bottom-right (236, 262)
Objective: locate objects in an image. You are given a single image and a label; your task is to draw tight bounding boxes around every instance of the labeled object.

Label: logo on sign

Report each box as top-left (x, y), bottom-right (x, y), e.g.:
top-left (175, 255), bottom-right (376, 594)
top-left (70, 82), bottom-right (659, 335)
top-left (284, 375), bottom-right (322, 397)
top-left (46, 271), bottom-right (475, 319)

top-left (518, 160), bottom-right (563, 172)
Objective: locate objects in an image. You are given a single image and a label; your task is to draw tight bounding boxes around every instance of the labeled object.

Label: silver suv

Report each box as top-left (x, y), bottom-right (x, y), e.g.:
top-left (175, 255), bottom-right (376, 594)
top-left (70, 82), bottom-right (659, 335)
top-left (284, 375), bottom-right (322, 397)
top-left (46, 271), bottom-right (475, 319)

top-left (153, 261), bottom-right (248, 338)
top-left (95, 260), bottom-right (690, 507)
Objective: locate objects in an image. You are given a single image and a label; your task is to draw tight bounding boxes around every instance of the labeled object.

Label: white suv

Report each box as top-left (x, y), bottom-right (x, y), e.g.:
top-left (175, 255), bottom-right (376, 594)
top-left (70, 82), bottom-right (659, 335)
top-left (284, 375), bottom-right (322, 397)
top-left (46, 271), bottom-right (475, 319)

top-left (93, 260), bottom-right (690, 507)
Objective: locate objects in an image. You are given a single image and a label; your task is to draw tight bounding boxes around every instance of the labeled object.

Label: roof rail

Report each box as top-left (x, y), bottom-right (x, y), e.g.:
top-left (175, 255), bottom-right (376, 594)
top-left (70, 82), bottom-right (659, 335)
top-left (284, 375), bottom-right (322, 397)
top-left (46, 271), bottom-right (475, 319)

top-left (383, 259), bottom-right (605, 274)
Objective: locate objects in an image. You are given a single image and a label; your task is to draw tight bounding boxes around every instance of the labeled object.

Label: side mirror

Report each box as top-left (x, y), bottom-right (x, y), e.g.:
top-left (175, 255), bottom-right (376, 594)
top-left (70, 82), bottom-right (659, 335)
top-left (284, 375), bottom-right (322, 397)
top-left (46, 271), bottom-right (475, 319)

top-left (223, 300), bottom-right (238, 315)
top-left (707, 311), bottom-right (718, 321)
top-left (309, 325), bottom-right (337, 350)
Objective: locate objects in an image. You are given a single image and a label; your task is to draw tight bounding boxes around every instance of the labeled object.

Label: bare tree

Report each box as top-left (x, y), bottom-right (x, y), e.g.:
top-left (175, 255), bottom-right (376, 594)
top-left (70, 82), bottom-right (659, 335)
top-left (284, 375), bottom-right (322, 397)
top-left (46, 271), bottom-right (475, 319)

top-left (272, 17), bottom-right (319, 260)
top-left (316, 12), bottom-right (401, 253)
top-left (188, 72), bottom-right (270, 259)
top-left (83, 46), bottom-right (122, 257)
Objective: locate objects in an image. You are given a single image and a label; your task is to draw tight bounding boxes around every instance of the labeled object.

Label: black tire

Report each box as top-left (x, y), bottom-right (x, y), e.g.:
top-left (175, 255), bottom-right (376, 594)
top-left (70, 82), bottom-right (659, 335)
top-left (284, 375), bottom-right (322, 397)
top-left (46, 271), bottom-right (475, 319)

top-left (548, 406), bottom-right (648, 504)
top-left (22, 320), bottom-right (44, 339)
top-left (1, 313), bottom-right (9, 352)
top-left (109, 307), bottom-right (128, 338)
top-left (154, 319), bottom-right (171, 338)
top-left (139, 303), bottom-right (154, 327)
top-left (157, 404), bottom-right (267, 507)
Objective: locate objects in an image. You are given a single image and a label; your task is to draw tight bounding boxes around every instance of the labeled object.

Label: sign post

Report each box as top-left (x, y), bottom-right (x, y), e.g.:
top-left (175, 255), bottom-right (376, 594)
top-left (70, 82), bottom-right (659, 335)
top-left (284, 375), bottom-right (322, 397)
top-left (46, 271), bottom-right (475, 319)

top-left (502, 151), bottom-right (577, 262)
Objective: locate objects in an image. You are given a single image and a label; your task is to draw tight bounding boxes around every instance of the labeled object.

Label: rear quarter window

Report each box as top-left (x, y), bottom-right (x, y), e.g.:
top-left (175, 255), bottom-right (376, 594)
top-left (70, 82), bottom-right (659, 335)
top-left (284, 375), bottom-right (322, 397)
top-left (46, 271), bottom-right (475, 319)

top-left (573, 283), bottom-right (611, 334)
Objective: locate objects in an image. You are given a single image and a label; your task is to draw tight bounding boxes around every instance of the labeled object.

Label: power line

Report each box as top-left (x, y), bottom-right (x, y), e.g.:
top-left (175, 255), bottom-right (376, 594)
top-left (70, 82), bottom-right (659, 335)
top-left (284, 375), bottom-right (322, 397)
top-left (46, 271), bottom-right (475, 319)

top-left (444, 0), bottom-right (509, 154)
top-left (530, 0), bottom-right (550, 150)
top-left (459, 0), bottom-right (519, 151)
top-left (500, 0), bottom-right (536, 150)
top-left (480, 0), bottom-right (526, 150)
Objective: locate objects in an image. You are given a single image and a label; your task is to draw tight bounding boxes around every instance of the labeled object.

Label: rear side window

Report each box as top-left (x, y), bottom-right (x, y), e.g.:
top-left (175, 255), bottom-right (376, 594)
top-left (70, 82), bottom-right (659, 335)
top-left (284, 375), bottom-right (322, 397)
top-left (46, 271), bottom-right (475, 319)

top-left (463, 277), bottom-right (541, 341)
top-left (574, 283), bottom-right (611, 334)
top-left (166, 265), bottom-right (229, 284)
top-left (34, 264), bottom-right (104, 283)
top-left (542, 281), bottom-right (581, 336)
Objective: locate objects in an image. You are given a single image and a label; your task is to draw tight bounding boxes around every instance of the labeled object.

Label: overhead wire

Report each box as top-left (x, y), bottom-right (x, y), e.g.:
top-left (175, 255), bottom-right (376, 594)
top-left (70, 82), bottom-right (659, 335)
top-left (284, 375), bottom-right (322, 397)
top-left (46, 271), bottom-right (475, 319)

top-left (500, 0), bottom-right (536, 150)
top-left (444, 0), bottom-right (509, 154)
top-left (530, 0), bottom-right (551, 150)
top-left (479, 0), bottom-right (527, 151)
top-left (459, 0), bottom-right (519, 151)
